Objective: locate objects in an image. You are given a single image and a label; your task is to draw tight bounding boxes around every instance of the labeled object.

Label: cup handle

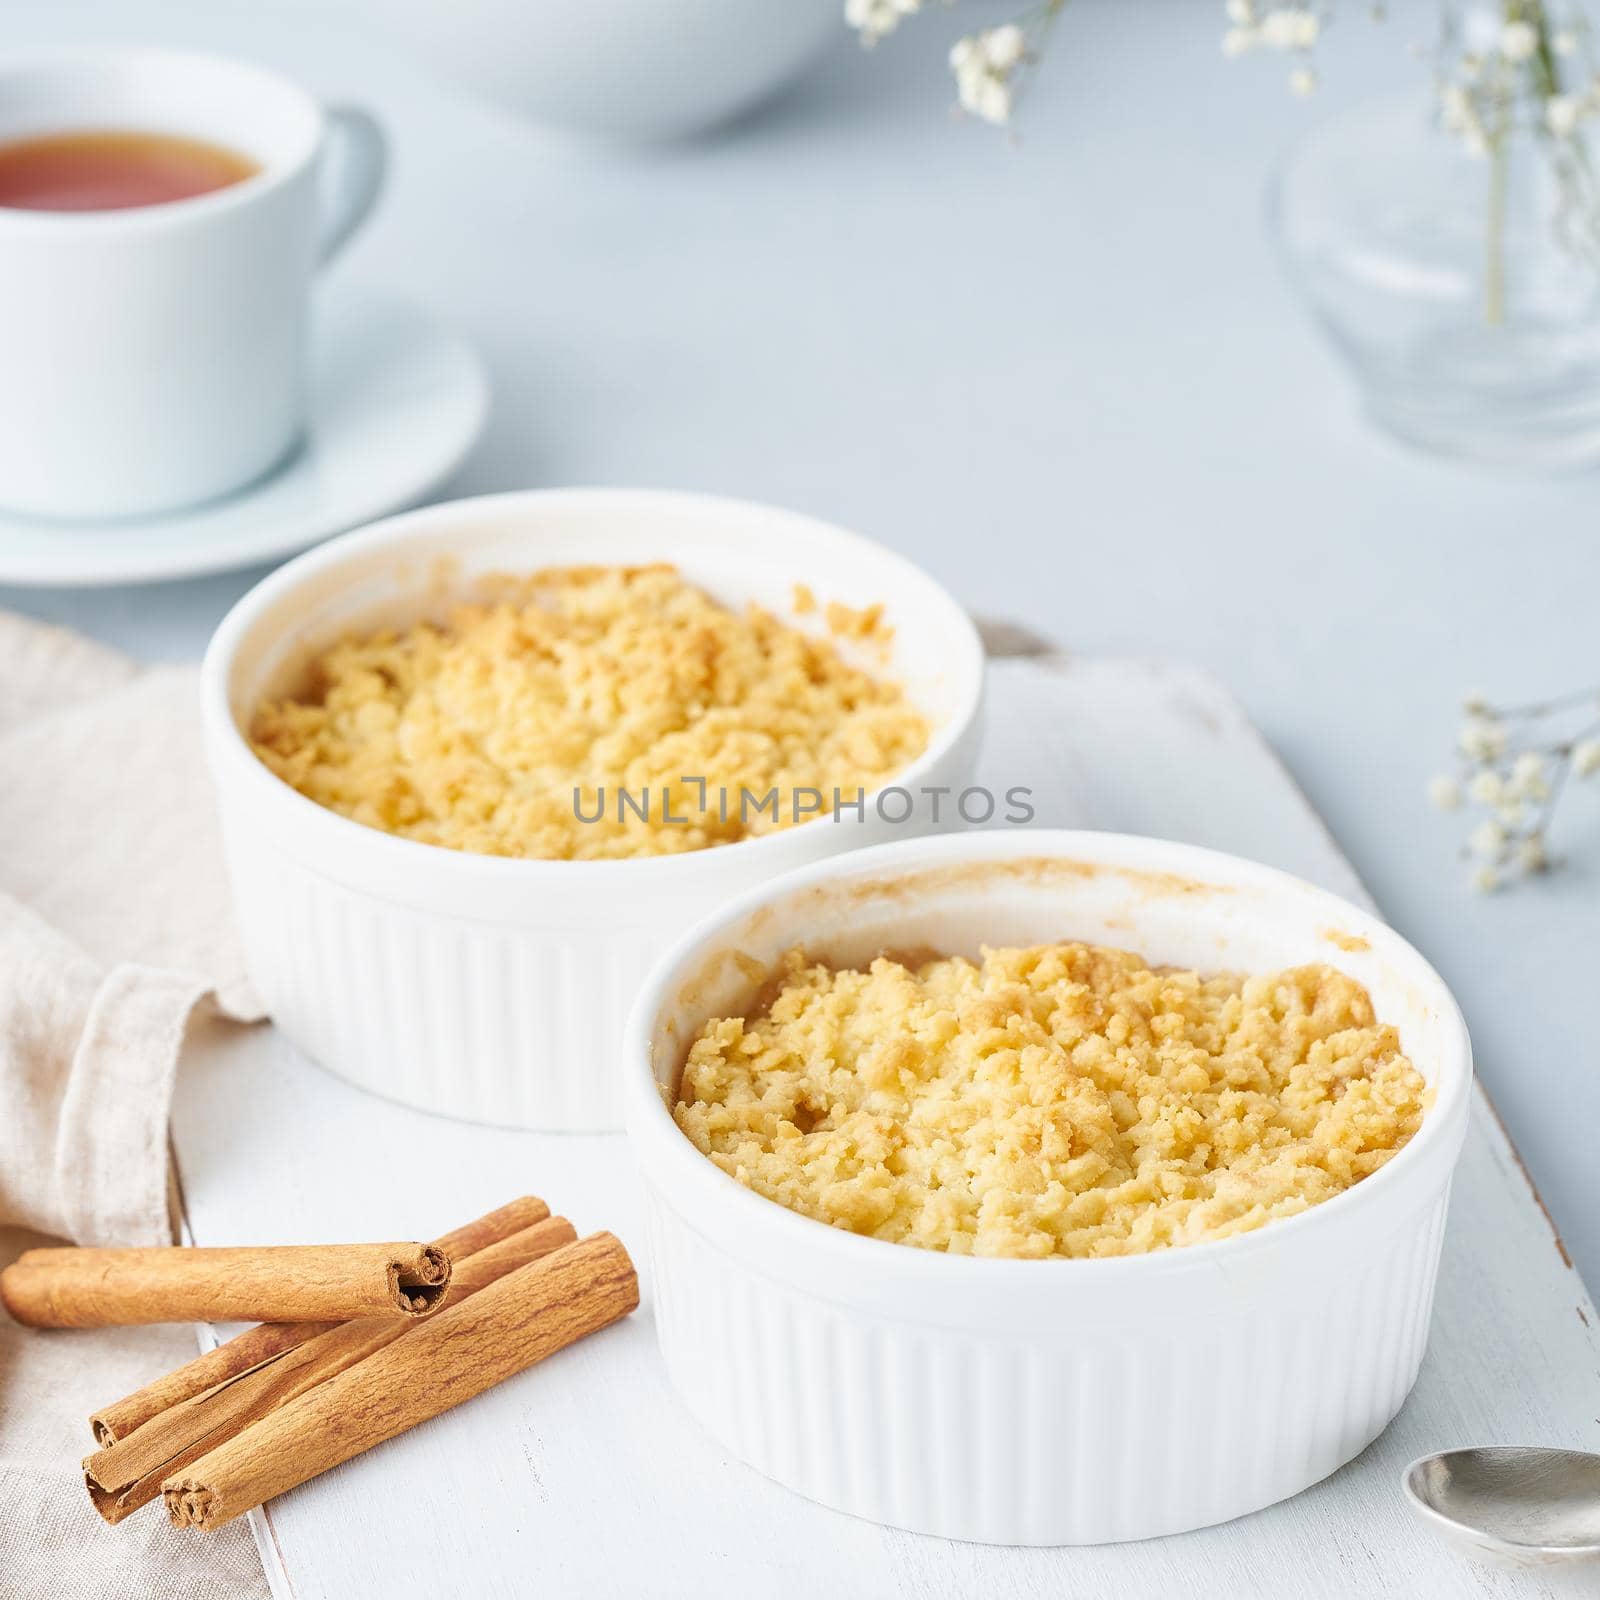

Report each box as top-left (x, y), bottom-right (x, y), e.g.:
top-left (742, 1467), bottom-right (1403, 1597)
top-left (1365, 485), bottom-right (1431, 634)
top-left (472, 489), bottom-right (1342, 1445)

top-left (317, 106), bottom-right (387, 264)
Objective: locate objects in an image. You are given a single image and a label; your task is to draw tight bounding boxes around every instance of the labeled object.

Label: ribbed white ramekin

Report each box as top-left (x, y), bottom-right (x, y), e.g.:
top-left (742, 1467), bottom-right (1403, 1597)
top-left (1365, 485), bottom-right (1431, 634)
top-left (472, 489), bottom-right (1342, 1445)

top-left (623, 829), bottom-right (1473, 1545)
top-left (201, 489), bottom-right (984, 1131)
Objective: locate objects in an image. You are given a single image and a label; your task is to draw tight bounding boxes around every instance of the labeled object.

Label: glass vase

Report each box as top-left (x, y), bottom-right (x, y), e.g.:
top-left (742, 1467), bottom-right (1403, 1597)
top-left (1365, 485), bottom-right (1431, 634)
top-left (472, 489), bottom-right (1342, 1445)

top-left (1269, 92), bottom-right (1600, 468)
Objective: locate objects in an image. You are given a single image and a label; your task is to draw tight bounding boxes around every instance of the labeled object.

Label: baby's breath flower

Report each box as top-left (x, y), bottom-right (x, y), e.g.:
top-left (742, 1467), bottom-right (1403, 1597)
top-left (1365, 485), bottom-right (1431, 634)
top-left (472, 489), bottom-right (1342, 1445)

top-left (1436, 686), bottom-right (1600, 893)
top-left (1259, 8), bottom-right (1320, 50)
top-left (1289, 65), bottom-right (1318, 95)
top-left (1554, 29), bottom-right (1579, 56)
top-left (1459, 716), bottom-right (1507, 761)
top-left (1427, 774), bottom-right (1463, 811)
top-left (1509, 750), bottom-right (1550, 800)
top-left (1547, 94), bottom-right (1583, 137)
top-left (951, 25), bottom-right (1029, 125)
top-left (1517, 832), bottom-right (1550, 873)
top-left (975, 79), bottom-right (1013, 124)
top-left (1440, 81), bottom-right (1491, 155)
top-left (845, 0), bottom-right (920, 46)
top-left (1223, 27), bottom-right (1258, 57)
top-left (1225, 0), bottom-right (1257, 22)
top-left (1469, 769), bottom-right (1504, 804)
top-left (1500, 20), bottom-right (1539, 62)
top-left (984, 24), bottom-right (1027, 71)
top-left (1470, 819), bottom-right (1508, 858)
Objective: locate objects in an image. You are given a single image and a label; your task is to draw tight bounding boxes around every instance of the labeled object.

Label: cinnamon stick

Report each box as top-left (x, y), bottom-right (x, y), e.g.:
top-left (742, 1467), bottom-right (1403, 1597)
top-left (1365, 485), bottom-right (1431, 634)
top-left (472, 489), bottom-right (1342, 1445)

top-left (1, 1242), bottom-right (451, 1329)
top-left (95, 1323), bottom-right (327, 1448)
top-left (85, 1216), bottom-right (576, 1523)
top-left (90, 1196), bottom-right (549, 1445)
top-left (428, 1196), bottom-right (553, 1260)
top-left (165, 1232), bottom-right (638, 1531)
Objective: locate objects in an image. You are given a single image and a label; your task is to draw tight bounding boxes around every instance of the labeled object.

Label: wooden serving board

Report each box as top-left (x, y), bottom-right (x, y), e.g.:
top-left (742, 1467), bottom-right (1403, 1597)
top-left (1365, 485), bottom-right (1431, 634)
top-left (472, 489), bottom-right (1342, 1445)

top-left (172, 657), bottom-right (1600, 1600)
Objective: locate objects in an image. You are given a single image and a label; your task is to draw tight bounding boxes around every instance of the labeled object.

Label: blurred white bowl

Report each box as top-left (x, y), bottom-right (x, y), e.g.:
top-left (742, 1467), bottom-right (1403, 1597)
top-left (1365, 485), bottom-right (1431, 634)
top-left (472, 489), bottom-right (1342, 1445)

top-left (361, 0), bottom-right (843, 141)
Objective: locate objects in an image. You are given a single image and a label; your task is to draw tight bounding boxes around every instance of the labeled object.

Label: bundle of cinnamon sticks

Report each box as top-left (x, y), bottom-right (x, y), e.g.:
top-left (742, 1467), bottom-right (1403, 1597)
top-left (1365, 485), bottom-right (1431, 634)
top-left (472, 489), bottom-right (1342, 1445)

top-left (0, 1197), bottom-right (637, 1533)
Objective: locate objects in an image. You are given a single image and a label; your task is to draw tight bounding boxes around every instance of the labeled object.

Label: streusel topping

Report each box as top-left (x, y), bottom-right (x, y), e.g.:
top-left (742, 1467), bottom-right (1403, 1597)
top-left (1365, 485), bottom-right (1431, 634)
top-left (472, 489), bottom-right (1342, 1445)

top-left (251, 565), bottom-right (927, 861)
top-left (675, 942), bottom-right (1426, 1259)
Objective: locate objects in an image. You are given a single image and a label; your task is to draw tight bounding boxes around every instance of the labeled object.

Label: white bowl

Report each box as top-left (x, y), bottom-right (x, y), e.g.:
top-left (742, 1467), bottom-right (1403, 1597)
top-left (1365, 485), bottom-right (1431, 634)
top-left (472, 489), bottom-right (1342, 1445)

top-left (201, 489), bottom-right (984, 1130)
top-left (350, 0), bottom-right (842, 142)
top-left (624, 829), bottom-right (1473, 1544)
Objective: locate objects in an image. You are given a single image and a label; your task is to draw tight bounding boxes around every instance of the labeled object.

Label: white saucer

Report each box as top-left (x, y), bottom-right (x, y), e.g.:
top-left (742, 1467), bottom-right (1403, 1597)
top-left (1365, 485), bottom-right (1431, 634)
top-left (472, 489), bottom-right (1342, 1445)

top-left (0, 286), bottom-right (489, 587)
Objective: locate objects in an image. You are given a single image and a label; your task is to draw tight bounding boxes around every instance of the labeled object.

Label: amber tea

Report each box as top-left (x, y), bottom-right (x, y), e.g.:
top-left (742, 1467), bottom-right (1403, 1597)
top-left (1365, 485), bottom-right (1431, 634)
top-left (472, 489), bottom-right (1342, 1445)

top-left (0, 129), bottom-right (258, 213)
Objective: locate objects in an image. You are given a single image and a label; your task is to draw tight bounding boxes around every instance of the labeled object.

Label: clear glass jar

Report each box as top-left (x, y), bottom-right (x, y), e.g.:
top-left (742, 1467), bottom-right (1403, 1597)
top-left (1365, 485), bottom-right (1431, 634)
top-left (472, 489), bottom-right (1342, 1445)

top-left (1269, 92), bottom-right (1600, 468)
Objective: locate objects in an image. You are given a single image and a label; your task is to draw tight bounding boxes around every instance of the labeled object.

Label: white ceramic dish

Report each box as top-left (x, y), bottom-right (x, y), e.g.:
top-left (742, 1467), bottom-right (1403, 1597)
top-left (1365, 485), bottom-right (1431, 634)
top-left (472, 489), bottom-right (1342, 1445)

top-left (623, 829), bottom-right (1474, 1545)
top-left (0, 287), bottom-right (488, 587)
top-left (347, 0), bottom-right (841, 142)
top-left (202, 488), bottom-right (984, 1130)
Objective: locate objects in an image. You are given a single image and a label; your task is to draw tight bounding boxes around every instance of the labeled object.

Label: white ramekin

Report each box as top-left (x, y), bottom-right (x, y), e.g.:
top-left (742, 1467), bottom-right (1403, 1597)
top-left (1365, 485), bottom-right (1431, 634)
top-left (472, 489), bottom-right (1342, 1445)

top-left (623, 829), bottom-right (1473, 1545)
top-left (201, 489), bottom-right (984, 1131)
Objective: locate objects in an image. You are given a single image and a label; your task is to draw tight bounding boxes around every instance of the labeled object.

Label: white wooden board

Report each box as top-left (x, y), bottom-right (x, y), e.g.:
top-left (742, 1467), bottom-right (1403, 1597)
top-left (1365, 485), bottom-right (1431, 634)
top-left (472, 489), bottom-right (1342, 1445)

top-left (171, 657), bottom-right (1600, 1600)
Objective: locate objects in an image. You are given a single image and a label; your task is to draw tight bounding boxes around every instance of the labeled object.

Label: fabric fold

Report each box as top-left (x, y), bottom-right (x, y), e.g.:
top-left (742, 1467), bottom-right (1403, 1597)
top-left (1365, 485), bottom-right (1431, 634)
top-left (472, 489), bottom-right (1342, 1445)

top-left (0, 610), bottom-right (268, 1598)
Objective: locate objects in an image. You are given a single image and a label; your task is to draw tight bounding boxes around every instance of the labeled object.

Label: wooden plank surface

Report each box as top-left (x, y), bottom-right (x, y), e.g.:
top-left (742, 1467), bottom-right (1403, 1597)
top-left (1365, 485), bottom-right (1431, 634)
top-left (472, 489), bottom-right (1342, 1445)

top-left (172, 657), bottom-right (1600, 1599)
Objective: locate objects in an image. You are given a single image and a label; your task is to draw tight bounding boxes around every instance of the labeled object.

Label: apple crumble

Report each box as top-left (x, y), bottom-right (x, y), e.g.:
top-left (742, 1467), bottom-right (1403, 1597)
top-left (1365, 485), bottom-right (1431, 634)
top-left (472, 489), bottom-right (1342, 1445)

top-left (249, 565), bottom-right (928, 861)
top-left (674, 942), bottom-right (1427, 1259)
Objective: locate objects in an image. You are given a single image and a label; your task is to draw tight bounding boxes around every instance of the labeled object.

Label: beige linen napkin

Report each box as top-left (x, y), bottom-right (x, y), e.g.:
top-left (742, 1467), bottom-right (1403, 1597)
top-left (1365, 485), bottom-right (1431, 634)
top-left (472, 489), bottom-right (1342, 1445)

top-left (0, 614), bottom-right (269, 1598)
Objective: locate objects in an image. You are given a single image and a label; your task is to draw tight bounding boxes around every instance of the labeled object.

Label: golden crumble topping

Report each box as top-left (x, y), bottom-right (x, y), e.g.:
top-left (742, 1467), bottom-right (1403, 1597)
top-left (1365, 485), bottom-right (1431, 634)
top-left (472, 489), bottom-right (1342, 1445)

top-left (674, 942), bottom-right (1427, 1259)
top-left (249, 565), bottom-right (928, 861)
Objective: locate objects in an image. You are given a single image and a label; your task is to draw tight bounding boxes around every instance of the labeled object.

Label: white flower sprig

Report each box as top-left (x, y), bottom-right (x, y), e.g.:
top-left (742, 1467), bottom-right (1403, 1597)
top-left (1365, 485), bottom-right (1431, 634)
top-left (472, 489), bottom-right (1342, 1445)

top-left (845, 0), bottom-right (923, 47)
top-left (1431, 6), bottom-right (1600, 154)
top-left (845, 3), bottom-right (1599, 159)
top-left (1428, 686), bottom-right (1600, 891)
top-left (1222, 2), bottom-right (1325, 95)
top-left (847, 0), bottom-right (1069, 124)
top-left (1224, 3), bottom-right (1600, 311)
top-left (950, 25), bottom-right (1029, 124)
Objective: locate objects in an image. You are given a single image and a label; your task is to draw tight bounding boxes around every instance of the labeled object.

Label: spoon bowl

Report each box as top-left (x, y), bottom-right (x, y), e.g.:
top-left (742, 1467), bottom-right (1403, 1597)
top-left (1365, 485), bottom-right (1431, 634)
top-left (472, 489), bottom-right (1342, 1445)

top-left (1405, 1447), bottom-right (1600, 1567)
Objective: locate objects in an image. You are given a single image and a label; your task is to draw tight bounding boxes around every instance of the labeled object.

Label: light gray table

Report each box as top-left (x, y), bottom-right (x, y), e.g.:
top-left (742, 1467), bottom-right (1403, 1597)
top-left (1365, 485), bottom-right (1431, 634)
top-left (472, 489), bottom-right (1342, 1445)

top-left (6, 0), bottom-right (1598, 1296)
top-left (174, 657), bottom-right (1599, 1599)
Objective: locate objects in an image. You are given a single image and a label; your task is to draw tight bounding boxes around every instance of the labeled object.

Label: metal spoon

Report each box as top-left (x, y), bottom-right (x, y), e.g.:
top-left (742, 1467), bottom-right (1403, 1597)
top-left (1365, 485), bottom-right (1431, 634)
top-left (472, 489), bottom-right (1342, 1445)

top-left (1404, 1448), bottom-right (1600, 1566)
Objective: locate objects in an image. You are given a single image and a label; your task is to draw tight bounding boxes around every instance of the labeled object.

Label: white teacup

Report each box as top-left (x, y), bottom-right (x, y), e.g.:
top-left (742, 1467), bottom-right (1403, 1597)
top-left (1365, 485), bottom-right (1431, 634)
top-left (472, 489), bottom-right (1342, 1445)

top-left (0, 48), bottom-right (386, 520)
